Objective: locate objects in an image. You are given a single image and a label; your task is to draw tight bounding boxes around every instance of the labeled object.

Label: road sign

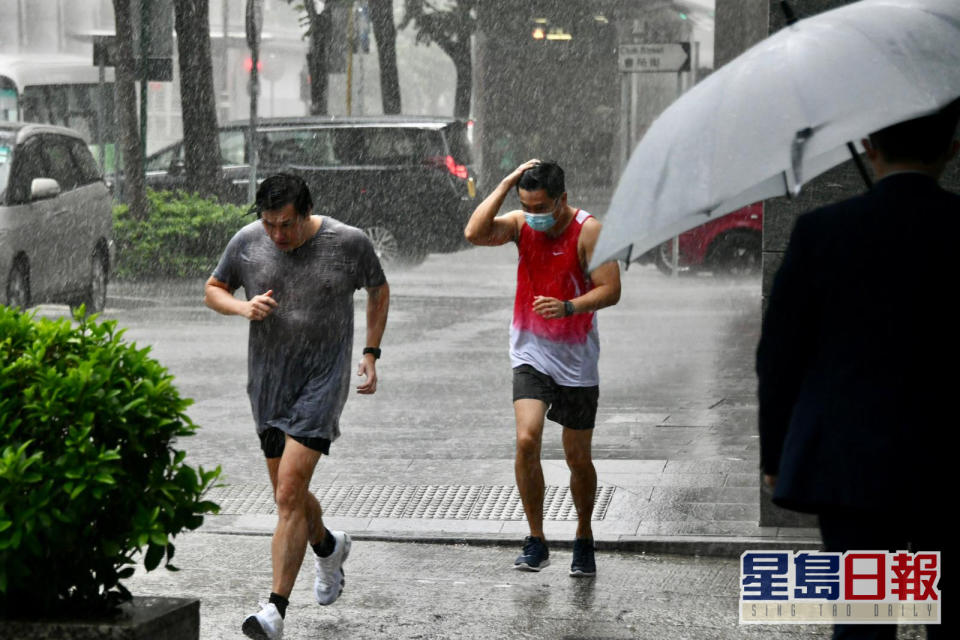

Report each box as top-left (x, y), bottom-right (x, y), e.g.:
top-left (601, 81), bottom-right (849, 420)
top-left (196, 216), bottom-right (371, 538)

top-left (619, 43), bottom-right (690, 73)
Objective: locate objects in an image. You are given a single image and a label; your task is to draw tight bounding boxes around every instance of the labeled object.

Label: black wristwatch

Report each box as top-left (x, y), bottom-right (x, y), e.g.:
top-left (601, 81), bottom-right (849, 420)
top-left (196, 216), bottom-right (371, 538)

top-left (563, 300), bottom-right (575, 317)
top-left (362, 347), bottom-right (381, 360)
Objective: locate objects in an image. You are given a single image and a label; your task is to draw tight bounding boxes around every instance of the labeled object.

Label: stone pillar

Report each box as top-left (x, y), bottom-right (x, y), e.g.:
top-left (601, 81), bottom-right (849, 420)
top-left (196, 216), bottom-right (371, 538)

top-left (757, 0), bottom-right (863, 528)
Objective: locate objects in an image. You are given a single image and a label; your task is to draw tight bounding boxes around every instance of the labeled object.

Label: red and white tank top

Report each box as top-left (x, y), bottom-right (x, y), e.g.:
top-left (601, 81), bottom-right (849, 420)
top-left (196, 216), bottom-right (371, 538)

top-left (510, 209), bottom-right (600, 386)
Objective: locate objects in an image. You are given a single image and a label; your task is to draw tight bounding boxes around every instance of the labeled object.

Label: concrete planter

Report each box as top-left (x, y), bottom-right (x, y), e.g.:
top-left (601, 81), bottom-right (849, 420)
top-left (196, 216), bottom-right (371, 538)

top-left (0, 597), bottom-right (199, 640)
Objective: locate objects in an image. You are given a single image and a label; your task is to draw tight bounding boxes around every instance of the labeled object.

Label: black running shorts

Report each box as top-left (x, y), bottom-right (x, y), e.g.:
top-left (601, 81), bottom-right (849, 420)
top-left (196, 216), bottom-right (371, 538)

top-left (512, 364), bottom-right (599, 430)
top-left (259, 427), bottom-right (331, 458)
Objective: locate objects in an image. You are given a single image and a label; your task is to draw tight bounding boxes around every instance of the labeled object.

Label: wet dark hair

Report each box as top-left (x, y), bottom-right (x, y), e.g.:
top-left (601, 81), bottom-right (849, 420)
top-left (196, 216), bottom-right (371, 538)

top-left (869, 97), bottom-right (960, 165)
top-left (517, 161), bottom-right (565, 199)
top-left (250, 173), bottom-right (313, 218)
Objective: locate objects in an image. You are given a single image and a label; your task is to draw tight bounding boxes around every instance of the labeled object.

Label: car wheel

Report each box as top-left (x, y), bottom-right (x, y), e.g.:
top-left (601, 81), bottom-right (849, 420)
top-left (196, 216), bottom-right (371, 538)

top-left (362, 226), bottom-right (426, 267)
top-left (707, 230), bottom-right (761, 277)
top-left (80, 251), bottom-right (109, 314)
top-left (654, 240), bottom-right (689, 276)
top-left (6, 259), bottom-right (30, 310)
top-left (364, 226), bottom-right (401, 265)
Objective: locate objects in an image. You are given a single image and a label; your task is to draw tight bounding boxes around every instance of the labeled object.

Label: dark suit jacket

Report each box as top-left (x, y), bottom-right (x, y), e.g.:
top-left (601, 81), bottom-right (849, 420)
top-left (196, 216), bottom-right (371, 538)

top-left (757, 173), bottom-right (958, 514)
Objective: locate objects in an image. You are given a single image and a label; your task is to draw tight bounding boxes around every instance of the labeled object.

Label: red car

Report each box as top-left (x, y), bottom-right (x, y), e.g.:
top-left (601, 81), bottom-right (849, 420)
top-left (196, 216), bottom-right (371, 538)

top-left (646, 203), bottom-right (763, 276)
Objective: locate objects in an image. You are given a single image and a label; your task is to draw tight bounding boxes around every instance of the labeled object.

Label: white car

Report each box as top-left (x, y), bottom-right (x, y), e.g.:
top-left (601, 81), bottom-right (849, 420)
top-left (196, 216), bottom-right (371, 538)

top-left (0, 122), bottom-right (113, 312)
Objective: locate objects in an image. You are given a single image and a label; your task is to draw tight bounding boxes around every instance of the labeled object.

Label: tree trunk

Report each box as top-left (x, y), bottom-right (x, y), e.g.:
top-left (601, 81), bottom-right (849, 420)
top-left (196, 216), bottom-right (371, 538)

top-left (112, 0), bottom-right (149, 220)
top-left (173, 0), bottom-right (223, 198)
top-left (305, 3), bottom-right (330, 115)
top-left (369, 0), bottom-right (401, 114)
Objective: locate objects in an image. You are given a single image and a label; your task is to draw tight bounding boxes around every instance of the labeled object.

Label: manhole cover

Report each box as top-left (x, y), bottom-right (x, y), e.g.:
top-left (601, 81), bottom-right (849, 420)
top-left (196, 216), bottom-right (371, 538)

top-left (208, 484), bottom-right (615, 521)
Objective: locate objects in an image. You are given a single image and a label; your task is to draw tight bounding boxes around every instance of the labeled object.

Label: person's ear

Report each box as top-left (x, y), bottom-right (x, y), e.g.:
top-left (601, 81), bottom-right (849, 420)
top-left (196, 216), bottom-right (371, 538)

top-left (862, 137), bottom-right (880, 162)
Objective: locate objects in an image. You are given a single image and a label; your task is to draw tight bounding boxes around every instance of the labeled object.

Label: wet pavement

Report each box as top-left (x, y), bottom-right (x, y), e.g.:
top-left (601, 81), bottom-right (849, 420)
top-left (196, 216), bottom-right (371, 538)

top-left (122, 537), bottom-right (929, 640)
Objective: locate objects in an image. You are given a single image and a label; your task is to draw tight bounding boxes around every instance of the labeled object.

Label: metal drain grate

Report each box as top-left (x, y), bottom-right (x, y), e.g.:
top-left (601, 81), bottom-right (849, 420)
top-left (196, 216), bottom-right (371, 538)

top-left (209, 484), bottom-right (615, 521)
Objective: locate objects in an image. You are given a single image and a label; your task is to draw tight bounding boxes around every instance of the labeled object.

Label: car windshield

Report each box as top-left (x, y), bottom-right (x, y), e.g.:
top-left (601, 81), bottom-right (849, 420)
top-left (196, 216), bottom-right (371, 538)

top-left (0, 132), bottom-right (13, 196)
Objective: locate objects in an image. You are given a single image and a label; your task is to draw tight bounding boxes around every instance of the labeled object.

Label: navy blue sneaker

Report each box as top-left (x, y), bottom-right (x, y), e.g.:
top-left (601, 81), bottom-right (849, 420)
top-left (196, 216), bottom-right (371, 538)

top-left (514, 536), bottom-right (550, 571)
top-left (570, 538), bottom-right (596, 577)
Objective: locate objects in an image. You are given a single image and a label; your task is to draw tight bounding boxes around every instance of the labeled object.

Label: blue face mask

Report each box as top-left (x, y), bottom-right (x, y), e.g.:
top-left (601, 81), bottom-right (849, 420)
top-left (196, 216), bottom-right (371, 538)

top-left (524, 200), bottom-right (561, 232)
top-left (524, 212), bottom-right (556, 232)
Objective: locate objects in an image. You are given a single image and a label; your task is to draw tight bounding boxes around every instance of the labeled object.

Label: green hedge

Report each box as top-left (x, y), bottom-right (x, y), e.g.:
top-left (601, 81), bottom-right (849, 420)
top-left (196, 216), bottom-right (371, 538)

top-left (113, 190), bottom-right (249, 280)
top-left (0, 307), bottom-right (220, 616)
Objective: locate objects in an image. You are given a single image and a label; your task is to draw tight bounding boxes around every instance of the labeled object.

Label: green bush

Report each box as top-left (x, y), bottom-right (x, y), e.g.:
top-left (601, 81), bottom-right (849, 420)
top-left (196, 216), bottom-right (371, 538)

top-left (113, 190), bottom-right (248, 280)
top-left (0, 307), bottom-right (220, 617)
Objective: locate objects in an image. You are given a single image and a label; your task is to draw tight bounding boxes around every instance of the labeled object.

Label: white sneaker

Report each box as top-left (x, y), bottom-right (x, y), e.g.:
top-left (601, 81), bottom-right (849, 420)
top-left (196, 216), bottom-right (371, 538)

top-left (314, 530), bottom-right (351, 605)
top-left (242, 602), bottom-right (283, 640)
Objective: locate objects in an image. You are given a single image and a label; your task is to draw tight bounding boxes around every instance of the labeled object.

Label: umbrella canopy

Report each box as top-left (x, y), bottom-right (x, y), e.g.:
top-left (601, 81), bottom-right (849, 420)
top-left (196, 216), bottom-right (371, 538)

top-left (590, 0), bottom-right (960, 270)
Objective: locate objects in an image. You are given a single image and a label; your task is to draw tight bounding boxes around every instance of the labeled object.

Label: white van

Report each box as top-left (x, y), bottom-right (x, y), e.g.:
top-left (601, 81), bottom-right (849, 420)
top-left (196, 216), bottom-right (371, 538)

top-left (0, 122), bottom-right (113, 311)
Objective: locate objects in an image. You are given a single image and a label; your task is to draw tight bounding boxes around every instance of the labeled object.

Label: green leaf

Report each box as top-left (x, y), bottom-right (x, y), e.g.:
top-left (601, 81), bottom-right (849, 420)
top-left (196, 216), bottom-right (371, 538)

top-left (143, 543), bottom-right (165, 571)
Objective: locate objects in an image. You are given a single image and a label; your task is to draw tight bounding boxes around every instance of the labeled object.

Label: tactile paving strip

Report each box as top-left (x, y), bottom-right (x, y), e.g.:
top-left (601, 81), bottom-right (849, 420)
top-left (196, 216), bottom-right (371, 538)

top-left (208, 484), bottom-right (615, 521)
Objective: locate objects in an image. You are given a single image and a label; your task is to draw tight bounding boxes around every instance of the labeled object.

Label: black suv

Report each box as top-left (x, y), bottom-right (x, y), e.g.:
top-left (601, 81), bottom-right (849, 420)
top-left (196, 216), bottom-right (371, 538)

top-left (146, 116), bottom-right (477, 264)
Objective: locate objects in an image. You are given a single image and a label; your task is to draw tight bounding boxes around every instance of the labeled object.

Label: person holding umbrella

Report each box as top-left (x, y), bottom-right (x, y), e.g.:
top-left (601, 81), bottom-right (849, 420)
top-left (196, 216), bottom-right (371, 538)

top-left (464, 160), bottom-right (621, 576)
top-left (757, 100), bottom-right (960, 640)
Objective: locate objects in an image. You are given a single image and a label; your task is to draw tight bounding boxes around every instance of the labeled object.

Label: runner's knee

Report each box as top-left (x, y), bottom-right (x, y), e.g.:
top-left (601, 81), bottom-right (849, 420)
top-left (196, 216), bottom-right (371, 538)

top-left (516, 432), bottom-right (541, 458)
top-left (274, 478), bottom-right (309, 516)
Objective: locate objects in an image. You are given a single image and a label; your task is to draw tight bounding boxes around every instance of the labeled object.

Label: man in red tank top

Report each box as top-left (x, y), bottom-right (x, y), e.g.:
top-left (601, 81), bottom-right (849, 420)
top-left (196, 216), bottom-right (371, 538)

top-left (465, 160), bottom-right (621, 576)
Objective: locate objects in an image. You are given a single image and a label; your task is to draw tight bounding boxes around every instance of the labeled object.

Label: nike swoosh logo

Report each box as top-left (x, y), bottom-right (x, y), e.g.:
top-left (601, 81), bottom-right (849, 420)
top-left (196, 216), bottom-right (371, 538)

top-left (552, 251), bottom-right (565, 256)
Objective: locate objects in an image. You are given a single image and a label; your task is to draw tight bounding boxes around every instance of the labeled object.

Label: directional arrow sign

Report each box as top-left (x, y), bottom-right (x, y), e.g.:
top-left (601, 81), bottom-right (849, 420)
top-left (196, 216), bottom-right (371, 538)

top-left (619, 43), bottom-right (690, 73)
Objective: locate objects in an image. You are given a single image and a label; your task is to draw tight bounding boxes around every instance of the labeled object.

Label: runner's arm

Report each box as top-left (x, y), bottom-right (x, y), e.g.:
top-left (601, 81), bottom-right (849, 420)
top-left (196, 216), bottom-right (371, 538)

top-left (531, 219), bottom-right (621, 319)
top-left (203, 276), bottom-right (276, 320)
top-left (574, 218), bottom-right (621, 313)
top-left (364, 282), bottom-right (390, 352)
top-left (464, 159), bottom-right (539, 246)
top-left (357, 282), bottom-right (389, 394)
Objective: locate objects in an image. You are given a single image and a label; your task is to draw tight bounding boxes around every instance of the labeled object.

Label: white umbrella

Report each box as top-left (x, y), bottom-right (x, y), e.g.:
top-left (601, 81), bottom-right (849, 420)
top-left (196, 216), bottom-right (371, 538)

top-left (590, 0), bottom-right (960, 270)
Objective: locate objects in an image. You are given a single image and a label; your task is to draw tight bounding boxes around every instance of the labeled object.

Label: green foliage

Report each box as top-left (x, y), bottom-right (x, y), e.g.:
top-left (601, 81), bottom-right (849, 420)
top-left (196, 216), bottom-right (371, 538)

top-left (0, 306), bottom-right (220, 617)
top-left (113, 190), bottom-right (248, 280)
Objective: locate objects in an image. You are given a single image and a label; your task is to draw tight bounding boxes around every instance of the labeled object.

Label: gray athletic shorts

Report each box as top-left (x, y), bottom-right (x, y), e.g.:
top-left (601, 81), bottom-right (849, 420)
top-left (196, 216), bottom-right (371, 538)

top-left (512, 364), bottom-right (599, 430)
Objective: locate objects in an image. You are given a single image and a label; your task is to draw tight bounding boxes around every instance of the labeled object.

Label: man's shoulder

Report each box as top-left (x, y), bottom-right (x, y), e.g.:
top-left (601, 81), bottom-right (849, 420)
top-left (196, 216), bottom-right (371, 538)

top-left (232, 219), bottom-right (265, 241)
top-left (320, 216), bottom-right (368, 244)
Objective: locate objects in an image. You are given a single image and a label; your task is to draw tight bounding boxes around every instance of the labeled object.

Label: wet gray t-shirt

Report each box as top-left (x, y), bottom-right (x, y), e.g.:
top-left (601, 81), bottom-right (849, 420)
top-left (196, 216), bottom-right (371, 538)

top-left (212, 217), bottom-right (386, 442)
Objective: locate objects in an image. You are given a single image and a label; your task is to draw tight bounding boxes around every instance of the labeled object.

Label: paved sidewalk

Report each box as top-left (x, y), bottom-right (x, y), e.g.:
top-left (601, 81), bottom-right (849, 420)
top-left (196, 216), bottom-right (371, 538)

top-left (124, 535), bottom-right (929, 640)
top-left (202, 457), bottom-right (820, 558)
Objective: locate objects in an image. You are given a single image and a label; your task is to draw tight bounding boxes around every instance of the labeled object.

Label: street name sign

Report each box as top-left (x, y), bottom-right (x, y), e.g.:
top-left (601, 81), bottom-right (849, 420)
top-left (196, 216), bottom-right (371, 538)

top-left (619, 43), bottom-right (690, 73)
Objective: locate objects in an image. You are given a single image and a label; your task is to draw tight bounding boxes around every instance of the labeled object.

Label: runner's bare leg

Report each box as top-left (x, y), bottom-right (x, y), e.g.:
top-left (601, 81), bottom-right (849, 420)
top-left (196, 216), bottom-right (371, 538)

top-left (267, 436), bottom-right (323, 597)
top-left (562, 427), bottom-right (596, 540)
top-left (514, 398), bottom-right (548, 540)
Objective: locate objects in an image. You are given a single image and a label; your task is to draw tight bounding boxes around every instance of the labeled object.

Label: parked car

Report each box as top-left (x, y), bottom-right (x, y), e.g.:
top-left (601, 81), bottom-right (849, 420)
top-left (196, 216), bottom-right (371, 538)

top-left (0, 122), bottom-right (113, 311)
top-left (145, 116), bottom-right (477, 265)
top-left (642, 203), bottom-right (763, 276)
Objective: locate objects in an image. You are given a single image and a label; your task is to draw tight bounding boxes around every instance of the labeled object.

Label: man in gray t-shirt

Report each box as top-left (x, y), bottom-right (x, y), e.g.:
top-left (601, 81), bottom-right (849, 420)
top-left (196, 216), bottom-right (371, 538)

top-left (204, 174), bottom-right (389, 640)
